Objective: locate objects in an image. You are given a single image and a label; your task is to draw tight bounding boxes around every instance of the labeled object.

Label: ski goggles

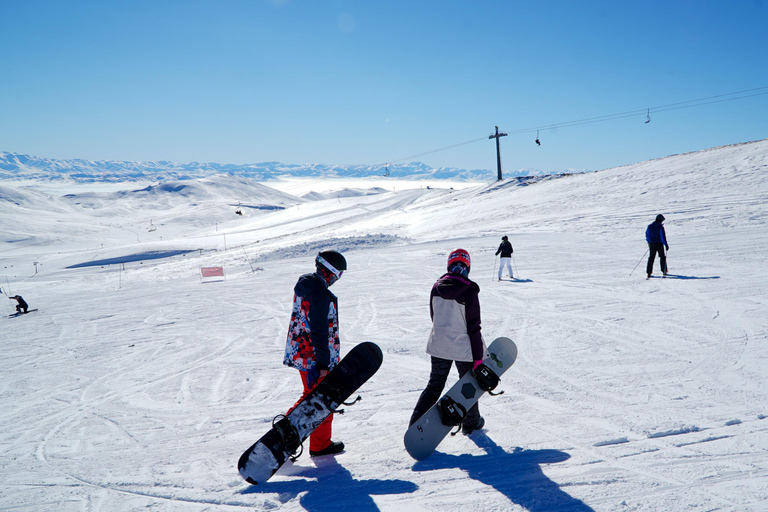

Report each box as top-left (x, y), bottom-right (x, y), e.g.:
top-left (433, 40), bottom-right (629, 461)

top-left (316, 255), bottom-right (344, 282)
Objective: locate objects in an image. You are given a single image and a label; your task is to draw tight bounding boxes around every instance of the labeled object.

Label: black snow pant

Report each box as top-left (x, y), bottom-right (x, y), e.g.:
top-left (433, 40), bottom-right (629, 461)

top-left (646, 243), bottom-right (667, 276)
top-left (409, 356), bottom-right (481, 428)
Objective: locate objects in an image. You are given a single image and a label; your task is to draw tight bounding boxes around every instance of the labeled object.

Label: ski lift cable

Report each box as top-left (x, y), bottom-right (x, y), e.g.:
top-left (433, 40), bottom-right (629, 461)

top-left (373, 85), bottom-right (768, 169)
top-left (649, 85), bottom-right (768, 111)
top-left (276, 176), bottom-right (332, 194)
top-left (508, 108), bottom-right (649, 134)
top-left (379, 136), bottom-right (488, 166)
top-left (509, 86), bottom-right (768, 135)
top-left (651, 91), bottom-right (768, 114)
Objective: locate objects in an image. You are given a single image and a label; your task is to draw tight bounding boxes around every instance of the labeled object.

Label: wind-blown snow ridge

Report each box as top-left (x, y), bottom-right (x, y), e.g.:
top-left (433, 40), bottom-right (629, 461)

top-left (647, 426), bottom-right (701, 439)
top-left (252, 235), bottom-right (408, 263)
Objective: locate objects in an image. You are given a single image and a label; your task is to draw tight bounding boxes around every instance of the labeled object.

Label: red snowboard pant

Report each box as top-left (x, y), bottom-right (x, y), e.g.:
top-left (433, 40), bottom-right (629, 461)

top-left (288, 371), bottom-right (333, 452)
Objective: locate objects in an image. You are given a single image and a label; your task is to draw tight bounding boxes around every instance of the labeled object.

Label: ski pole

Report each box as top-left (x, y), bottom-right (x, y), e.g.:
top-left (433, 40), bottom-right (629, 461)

top-left (492, 255), bottom-right (498, 282)
top-left (511, 254), bottom-right (520, 279)
top-left (630, 249), bottom-right (649, 276)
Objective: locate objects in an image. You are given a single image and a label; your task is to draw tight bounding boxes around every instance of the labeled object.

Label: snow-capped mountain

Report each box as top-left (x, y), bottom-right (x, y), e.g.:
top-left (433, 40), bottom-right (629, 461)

top-left (0, 152), bottom-right (522, 182)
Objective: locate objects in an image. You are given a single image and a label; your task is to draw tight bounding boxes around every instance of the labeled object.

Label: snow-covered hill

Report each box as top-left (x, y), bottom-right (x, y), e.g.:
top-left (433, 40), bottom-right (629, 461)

top-left (1, 139), bottom-right (767, 511)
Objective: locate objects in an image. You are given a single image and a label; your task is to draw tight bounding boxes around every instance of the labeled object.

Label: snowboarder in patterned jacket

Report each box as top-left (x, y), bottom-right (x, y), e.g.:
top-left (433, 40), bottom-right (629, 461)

top-left (645, 214), bottom-right (669, 278)
top-left (495, 235), bottom-right (514, 280)
top-left (283, 250), bottom-right (347, 457)
top-left (409, 248), bottom-right (488, 435)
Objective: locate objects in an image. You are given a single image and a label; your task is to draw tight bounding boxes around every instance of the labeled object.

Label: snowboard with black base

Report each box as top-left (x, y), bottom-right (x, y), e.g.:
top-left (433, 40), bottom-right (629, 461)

top-left (404, 336), bottom-right (517, 461)
top-left (238, 341), bottom-right (383, 485)
top-left (9, 309), bottom-right (38, 317)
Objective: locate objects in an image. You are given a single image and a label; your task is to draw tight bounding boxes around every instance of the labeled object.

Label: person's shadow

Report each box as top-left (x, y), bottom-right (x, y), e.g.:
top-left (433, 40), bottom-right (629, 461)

top-left (412, 432), bottom-right (595, 511)
top-left (658, 274), bottom-right (720, 280)
top-left (241, 456), bottom-right (418, 511)
top-left (501, 277), bottom-right (534, 283)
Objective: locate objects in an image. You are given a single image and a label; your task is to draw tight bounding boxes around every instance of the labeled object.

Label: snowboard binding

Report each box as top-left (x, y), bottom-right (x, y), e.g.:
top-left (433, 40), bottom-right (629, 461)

top-left (436, 396), bottom-right (467, 435)
top-left (316, 379), bottom-right (361, 410)
top-left (272, 414), bottom-right (303, 461)
top-left (472, 363), bottom-right (504, 396)
top-left (336, 395), bottom-right (362, 415)
top-left (316, 378), bottom-right (362, 414)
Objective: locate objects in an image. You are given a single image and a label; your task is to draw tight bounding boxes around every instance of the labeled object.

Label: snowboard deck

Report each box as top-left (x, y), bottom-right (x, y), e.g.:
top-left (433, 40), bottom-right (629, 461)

top-left (238, 341), bottom-right (383, 485)
top-left (9, 308), bottom-right (38, 317)
top-left (404, 336), bottom-right (517, 461)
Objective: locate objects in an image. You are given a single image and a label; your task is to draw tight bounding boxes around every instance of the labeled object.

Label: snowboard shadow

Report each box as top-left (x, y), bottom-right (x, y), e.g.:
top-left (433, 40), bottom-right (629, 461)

top-left (412, 432), bottom-right (595, 511)
top-left (241, 456), bottom-right (417, 511)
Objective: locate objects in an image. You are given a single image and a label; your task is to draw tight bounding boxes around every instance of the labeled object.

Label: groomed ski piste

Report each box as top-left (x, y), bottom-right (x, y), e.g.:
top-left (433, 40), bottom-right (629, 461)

top-left (2, 139), bottom-right (768, 511)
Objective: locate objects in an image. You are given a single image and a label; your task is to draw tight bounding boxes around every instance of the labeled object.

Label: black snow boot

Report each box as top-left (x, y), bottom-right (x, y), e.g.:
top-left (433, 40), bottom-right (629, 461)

top-left (462, 417), bottom-right (485, 435)
top-left (310, 441), bottom-right (345, 457)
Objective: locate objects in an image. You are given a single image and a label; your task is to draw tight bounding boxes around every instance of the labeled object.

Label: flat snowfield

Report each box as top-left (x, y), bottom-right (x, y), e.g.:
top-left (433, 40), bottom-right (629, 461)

top-left (2, 140), bottom-right (768, 511)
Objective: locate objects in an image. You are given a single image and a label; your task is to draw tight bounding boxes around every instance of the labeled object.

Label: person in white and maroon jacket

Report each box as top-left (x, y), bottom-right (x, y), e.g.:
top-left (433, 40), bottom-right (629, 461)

top-left (409, 248), bottom-right (488, 435)
top-left (283, 250), bottom-right (346, 457)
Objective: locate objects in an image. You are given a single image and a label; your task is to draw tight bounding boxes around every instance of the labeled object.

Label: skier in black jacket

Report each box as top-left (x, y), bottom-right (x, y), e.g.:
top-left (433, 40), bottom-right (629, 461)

top-left (645, 214), bottom-right (669, 278)
top-left (495, 236), bottom-right (514, 281)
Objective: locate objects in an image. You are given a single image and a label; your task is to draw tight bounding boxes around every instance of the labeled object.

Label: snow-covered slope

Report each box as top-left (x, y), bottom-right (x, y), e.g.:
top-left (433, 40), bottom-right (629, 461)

top-left (0, 175), bottom-right (307, 259)
top-left (1, 139), bottom-right (767, 511)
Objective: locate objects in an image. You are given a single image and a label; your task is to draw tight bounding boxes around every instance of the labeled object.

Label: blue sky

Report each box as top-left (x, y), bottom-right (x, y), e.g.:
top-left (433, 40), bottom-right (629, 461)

top-left (1, 0), bottom-right (767, 174)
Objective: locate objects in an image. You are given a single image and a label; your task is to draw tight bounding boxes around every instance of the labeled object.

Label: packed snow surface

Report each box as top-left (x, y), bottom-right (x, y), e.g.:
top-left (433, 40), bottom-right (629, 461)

top-left (2, 140), bottom-right (768, 511)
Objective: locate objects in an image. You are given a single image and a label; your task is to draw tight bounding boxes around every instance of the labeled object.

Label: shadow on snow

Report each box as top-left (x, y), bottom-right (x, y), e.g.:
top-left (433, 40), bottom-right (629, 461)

top-left (241, 456), bottom-right (418, 511)
top-left (498, 278), bottom-right (534, 283)
top-left (412, 432), bottom-right (595, 512)
top-left (650, 274), bottom-right (720, 280)
top-left (240, 433), bottom-right (594, 511)
top-left (66, 250), bottom-right (196, 268)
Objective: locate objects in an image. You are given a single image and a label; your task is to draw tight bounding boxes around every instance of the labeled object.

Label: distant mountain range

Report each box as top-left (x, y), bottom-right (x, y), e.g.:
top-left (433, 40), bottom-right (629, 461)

top-left (0, 151), bottom-right (557, 183)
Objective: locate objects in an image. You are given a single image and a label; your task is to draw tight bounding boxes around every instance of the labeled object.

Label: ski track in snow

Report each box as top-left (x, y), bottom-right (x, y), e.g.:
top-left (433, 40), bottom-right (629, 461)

top-left (2, 140), bottom-right (768, 511)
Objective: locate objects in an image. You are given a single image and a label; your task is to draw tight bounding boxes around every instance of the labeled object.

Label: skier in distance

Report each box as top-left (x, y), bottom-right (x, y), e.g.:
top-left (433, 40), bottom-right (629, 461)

top-left (409, 248), bottom-right (488, 435)
top-left (495, 235), bottom-right (514, 280)
top-left (283, 250), bottom-right (347, 456)
top-left (646, 214), bottom-right (669, 278)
